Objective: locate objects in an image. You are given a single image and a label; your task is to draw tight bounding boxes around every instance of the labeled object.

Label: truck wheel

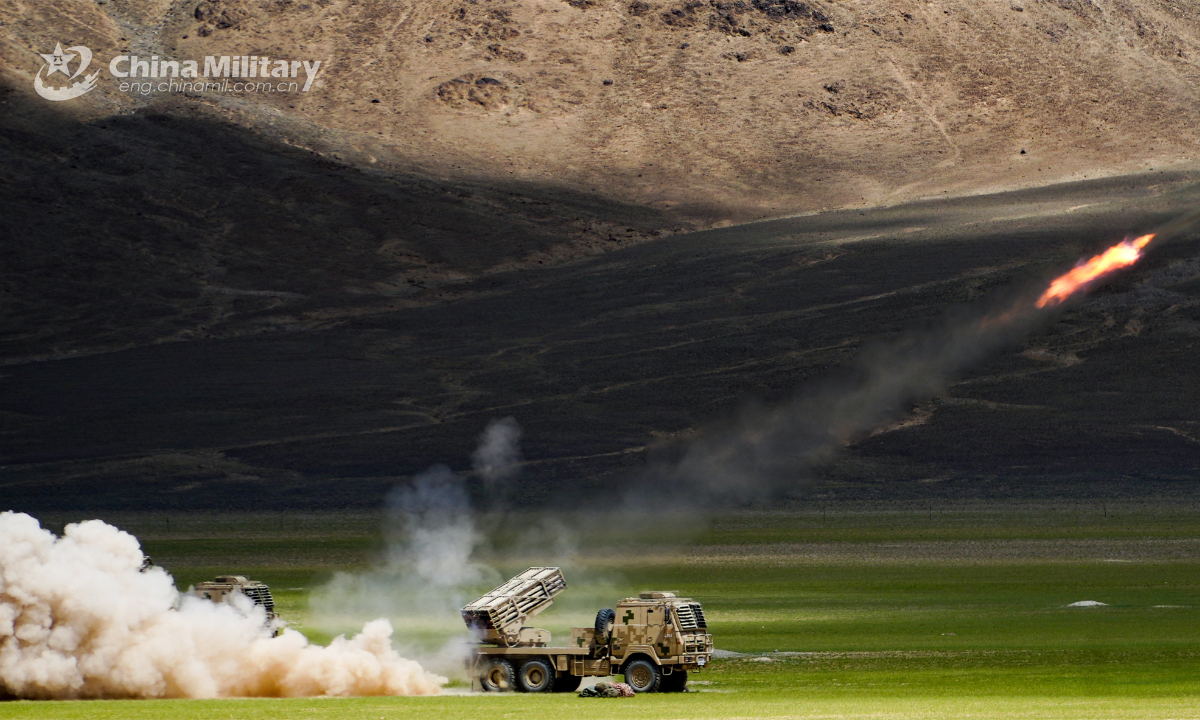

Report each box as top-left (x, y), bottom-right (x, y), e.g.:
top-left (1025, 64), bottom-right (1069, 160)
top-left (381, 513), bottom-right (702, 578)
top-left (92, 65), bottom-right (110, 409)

top-left (594, 608), bottom-right (616, 641)
top-left (660, 669), bottom-right (688, 692)
top-left (480, 659), bottom-right (515, 692)
top-left (517, 658), bottom-right (555, 693)
top-left (552, 674), bottom-right (582, 693)
top-left (623, 659), bottom-right (661, 693)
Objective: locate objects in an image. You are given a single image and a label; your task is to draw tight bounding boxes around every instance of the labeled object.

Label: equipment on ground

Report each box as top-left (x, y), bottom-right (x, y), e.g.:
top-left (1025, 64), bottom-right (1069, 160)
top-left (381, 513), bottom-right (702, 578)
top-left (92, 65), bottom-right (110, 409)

top-left (462, 567), bottom-right (713, 693)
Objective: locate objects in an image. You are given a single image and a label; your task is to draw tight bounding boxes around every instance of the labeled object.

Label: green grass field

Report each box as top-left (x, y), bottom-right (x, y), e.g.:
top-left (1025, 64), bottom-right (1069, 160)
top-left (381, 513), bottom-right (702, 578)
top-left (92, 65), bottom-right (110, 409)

top-left (7, 503), bottom-right (1199, 719)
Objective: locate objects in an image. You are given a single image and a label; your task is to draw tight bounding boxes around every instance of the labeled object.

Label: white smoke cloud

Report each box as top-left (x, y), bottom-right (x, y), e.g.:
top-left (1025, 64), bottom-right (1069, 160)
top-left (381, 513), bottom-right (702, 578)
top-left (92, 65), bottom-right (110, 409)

top-left (0, 512), bottom-right (445, 700)
top-left (387, 465), bottom-right (484, 590)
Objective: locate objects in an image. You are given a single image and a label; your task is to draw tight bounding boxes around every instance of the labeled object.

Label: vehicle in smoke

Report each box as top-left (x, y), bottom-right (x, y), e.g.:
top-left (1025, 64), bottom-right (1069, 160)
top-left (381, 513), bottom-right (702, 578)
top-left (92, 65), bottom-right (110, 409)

top-left (461, 567), bottom-right (713, 693)
top-left (191, 575), bottom-right (281, 633)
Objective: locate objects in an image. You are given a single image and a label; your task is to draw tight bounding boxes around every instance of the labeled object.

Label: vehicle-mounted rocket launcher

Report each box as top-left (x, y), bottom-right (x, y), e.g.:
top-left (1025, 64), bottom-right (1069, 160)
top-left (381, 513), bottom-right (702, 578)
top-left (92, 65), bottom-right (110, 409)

top-left (461, 567), bottom-right (713, 694)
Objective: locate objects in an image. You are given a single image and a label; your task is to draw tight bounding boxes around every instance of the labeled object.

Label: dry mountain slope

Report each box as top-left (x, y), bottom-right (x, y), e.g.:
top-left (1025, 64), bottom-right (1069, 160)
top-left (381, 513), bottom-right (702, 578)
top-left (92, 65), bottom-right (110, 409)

top-left (4, 0), bottom-right (1200, 226)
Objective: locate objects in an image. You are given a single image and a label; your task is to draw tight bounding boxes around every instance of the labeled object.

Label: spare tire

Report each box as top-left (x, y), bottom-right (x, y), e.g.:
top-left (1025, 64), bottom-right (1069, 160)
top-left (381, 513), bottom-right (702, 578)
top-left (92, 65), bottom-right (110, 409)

top-left (594, 608), bottom-right (616, 641)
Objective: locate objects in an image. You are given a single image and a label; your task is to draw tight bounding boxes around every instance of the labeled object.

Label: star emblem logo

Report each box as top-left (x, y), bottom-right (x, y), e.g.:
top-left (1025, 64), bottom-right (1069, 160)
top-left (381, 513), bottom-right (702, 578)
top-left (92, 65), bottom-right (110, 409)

top-left (33, 42), bottom-right (99, 102)
top-left (39, 42), bottom-right (76, 77)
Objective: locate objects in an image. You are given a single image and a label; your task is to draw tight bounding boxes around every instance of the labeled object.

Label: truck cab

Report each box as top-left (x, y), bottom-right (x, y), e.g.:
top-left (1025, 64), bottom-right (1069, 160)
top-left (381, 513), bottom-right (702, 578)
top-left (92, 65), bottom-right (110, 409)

top-left (604, 592), bottom-right (714, 691)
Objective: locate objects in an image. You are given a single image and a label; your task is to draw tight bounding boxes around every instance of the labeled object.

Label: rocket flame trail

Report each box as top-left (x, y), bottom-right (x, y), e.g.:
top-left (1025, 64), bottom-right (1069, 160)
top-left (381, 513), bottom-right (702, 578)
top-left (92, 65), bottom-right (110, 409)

top-left (1031, 204), bottom-right (1200, 311)
top-left (1035, 233), bottom-right (1155, 308)
top-left (650, 208), bottom-right (1200, 503)
top-left (980, 230), bottom-right (1159, 329)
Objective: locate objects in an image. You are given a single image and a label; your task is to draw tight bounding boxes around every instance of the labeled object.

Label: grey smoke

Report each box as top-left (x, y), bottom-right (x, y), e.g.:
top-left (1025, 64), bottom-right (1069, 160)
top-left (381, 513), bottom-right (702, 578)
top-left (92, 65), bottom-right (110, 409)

top-left (472, 416), bottom-right (523, 483)
top-left (310, 418), bottom-right (527, 666)
top-left (644, 299), bottom-right (1043, 503)
top-left (309, 416), bottom-right (647, 674)
top-left (383, 464), bottom-right (488, 597)
top-left (310, 464), bottom-right (492, 625)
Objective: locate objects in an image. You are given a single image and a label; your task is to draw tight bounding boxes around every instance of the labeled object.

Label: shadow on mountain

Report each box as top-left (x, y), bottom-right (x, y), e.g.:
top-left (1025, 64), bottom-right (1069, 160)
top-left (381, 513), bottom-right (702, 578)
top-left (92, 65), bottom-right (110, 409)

top-left (3, 89), bottom-right (1200, 513)
top-left (0, 88), bottom-right (675, 362)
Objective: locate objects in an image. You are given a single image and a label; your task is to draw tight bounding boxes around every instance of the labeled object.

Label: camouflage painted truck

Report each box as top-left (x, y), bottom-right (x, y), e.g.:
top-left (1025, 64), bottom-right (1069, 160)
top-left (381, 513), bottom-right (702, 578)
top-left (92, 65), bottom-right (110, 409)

top-left (461, 567), bottom-right (713, 693)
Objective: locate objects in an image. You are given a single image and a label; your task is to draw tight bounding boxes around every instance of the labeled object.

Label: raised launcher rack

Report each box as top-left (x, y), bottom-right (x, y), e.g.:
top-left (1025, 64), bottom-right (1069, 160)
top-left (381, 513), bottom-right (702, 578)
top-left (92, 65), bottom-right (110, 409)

top-left (462, 567), bottom-right (566, 647)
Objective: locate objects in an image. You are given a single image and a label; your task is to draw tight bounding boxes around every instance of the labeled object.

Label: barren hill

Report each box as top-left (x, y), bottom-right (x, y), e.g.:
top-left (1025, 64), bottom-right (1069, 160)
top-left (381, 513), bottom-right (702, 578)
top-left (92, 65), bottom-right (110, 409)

top-left (6, 0), bottom-right (1200, 225)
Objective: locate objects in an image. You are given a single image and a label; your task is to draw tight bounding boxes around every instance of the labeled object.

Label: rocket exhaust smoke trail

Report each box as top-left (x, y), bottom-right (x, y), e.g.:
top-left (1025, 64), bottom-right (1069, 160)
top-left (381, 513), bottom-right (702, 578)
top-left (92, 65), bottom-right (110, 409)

top-left (648, 208), bottom-right (1200, 502)
top-left (0, 513), bottom-right (445, 699)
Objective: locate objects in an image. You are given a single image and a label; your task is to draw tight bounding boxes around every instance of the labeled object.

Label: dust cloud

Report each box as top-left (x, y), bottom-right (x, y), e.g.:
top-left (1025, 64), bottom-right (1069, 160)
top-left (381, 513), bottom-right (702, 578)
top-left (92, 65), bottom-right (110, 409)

top-left (0, 511), bottom-right (445, 699)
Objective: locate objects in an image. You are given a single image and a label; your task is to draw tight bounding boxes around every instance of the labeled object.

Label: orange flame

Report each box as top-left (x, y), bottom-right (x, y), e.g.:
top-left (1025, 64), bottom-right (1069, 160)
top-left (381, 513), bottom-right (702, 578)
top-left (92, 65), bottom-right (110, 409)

top-left (1035, 233), bottom-right (1155, 308)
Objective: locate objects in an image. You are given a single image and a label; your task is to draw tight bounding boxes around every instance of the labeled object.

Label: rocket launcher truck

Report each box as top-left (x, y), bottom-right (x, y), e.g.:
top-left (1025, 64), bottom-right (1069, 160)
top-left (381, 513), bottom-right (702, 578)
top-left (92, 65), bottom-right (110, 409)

top-left (461, 567), bottom-right (713, 693)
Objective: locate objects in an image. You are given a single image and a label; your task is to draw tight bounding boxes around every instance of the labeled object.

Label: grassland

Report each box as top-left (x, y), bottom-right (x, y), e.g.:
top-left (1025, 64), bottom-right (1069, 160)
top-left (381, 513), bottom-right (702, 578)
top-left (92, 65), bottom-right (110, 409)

top-left (6, 502), bottom-right (1199, 719)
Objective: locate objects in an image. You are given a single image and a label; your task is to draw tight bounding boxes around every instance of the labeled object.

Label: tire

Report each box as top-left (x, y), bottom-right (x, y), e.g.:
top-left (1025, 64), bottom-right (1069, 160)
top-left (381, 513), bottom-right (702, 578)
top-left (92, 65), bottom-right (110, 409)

top-left (552, 674), bottom-right (583, 693)
top-left (594, 608), bottom-right (616, 641)
top-left (622, 658), bottom-right (661, 693)
top-left (660, 669), bottom-right (688, 692)
top-left (517, 658), bottom-right (555, 693)
top-left (479, 658), bottom-right (515, 692)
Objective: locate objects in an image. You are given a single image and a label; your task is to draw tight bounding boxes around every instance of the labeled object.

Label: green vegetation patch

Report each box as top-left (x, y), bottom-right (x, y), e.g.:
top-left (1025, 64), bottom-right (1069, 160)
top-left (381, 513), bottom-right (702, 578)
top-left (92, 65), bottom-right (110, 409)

top-left (9, 507), bottom-right (1198, 719)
